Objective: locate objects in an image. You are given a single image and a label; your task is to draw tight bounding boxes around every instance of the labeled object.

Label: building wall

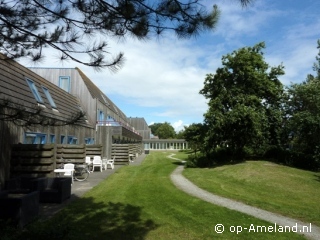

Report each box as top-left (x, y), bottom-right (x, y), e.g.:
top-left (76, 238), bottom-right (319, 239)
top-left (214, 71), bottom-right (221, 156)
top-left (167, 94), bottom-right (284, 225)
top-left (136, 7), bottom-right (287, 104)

top-left (0, 59), bottom-right (96, 187)
top-left (127, 117), bottom-right (151, 140)
top-left (29, 68), bottom-right (97, 124)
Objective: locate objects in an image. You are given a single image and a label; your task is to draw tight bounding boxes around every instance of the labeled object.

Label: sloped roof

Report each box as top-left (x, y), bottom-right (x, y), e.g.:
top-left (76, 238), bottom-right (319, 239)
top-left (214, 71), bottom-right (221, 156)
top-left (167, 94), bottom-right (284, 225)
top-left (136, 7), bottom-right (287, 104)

top-left (0, 55), bottom-right (93, 128)
top-left (75, 67), bottom-right (128, 120)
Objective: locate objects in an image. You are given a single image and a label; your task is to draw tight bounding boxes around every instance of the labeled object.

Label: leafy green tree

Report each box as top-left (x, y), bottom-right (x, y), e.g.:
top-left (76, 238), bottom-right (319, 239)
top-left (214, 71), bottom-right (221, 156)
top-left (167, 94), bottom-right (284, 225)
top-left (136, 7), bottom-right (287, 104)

top-left (154, 122), bottom-right (176, 139)
top-left (183, 123), bottom-right (206, 155)
top-left (175, 129), bottom-right (185, 139)
top-left (284, 40), bottom-right (320, 169)
top-left (200, 42), bottom-right (285, 160)
top-left (149, 123), bottom-right (163, 136)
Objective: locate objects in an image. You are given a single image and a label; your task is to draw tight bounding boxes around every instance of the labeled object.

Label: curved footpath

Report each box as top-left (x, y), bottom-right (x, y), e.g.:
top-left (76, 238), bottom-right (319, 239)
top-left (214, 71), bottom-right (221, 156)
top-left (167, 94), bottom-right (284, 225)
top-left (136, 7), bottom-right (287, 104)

top-left (168, 154), bottom-right (320, 240)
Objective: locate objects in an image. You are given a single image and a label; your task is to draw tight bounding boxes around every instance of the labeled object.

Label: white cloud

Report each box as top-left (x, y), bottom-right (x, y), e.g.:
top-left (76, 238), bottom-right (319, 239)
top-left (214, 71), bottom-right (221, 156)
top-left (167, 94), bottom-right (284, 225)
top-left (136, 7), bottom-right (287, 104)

top-left (172, 120), bottom-right (188, 133)
top-left (16, 0), bottom-right (320, 128)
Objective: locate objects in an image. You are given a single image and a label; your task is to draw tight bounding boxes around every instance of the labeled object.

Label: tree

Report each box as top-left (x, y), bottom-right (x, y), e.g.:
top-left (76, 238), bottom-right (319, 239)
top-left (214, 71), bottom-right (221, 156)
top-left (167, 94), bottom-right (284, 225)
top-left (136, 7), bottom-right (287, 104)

top-left (175, 129), bottom-right (185, 139)
top-left (149, 123), bottom-right (163, 136)
top-left (284, 40), bottom-right (320, 169)
top-left (183, 123), bottom-right (206, 155)
top-left (151, 122), bottom-right (175, 139)
top-left (200, 42), bottom-right (285, 160)
top-left (0, 0), bottom-right (252, 71)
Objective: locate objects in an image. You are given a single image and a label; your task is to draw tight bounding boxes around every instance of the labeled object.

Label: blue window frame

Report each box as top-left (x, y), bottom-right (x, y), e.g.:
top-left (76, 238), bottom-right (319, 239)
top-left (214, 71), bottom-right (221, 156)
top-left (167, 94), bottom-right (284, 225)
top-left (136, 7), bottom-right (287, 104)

top-left (85, 138), bottom-right (94, 144)
top-left (98, 110), bottom-right (104, 121)
top-left (24, 133), bottom-right (46, 144)
top-left (50, 134), bottom-right (55, 143)
top-left (59, 76), bottom-right (71, 93)
top-left (60, 135), bottom-right (66, 144)
top-left (67, 136), bottom-right (78, 144)
top-left (42, 86), bottom-right (57, 108)
top-left (26, 78), bottom-right (43, 103)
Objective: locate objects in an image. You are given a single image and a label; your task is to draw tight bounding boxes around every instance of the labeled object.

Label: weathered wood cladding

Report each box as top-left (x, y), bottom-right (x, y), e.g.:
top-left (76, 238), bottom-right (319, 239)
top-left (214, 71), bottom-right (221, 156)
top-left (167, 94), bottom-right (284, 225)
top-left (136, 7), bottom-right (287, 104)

top-left (0, 57), bottom-right (96, 187)
top-left (112, 144), bottom-right (129, 165)
top-left (9, 144), bottom-right (103, 178)
top-left (121, 127), bottom-right (143, 141)
top-left (29, 68), bottom-right (97, 124)
top-left (85, 144), bottom-right (102, 159)
top-left (127, 117), bottom-right (151, 140)
top-left (111, 143), bottom-right (142, 165)
top-left (30, 68), bottom-right (130, 126)
top-left (10, 144), bottom-right (55, 178)
top-left (56, 144), bottom-right (86, 164)
top-left (0, 116), bottom-right (94, 186)
top-left (0, 120), bottom-right (21, 186)
top-left (129, 143), bottom-right (143, 156)
top-left (1, 59), bottom-right (93, 127)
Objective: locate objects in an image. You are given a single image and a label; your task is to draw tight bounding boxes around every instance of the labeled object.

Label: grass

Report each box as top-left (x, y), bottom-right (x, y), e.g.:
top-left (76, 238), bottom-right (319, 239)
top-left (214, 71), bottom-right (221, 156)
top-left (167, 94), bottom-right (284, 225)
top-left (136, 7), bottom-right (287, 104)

top-left (4, 151), bottom-right (306, 239)
top-left (183, 156), bottom-right (320, 226)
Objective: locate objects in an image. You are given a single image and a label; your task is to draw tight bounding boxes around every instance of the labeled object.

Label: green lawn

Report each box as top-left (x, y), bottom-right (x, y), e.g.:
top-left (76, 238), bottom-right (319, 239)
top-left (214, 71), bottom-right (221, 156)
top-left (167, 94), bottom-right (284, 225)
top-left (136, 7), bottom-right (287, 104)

top-left (183, 155), bottom-right (320, 226)
top-left (6, 151), bottom-right (306, 239)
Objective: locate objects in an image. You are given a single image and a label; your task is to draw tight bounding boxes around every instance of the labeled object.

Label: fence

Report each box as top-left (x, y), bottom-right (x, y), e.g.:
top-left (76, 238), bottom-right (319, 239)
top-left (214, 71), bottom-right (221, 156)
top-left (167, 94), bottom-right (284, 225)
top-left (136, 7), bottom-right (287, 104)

top-left (10, 144), bottom-right (102, 178)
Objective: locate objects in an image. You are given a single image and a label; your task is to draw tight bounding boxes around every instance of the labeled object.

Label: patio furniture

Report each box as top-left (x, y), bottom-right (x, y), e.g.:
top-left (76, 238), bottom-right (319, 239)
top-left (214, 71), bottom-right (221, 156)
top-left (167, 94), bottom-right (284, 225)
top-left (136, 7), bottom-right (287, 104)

top-left (36, 177), bottom-right (72, 203)
top-left (85, 156), bottom-right (93, 172)
top-left (54, 163), bottom-right (74, 183)
top-left (0, 191), bottom-right (40, 228)
top-left (92, 156), bottom-right (103, 172)
top-left (4, 177), bottom-right (47, 194)
top-left (129, 154), bottom-right (134, 163)
top-left (102, 157), bottom-right (115, 170)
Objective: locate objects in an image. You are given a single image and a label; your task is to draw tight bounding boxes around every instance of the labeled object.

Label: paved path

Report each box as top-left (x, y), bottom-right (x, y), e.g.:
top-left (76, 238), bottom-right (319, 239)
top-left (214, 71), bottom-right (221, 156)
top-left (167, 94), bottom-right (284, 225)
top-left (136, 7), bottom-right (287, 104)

top-left (168, 154), bottom-right (320, 240)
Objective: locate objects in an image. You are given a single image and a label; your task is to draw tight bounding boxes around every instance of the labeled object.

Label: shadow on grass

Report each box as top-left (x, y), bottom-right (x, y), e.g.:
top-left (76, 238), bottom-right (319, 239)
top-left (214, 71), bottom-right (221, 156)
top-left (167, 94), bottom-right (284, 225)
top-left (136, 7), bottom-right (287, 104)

top-left (171, 161), bottom-right (186, 166)
top-left (2, 197), bottom-right (158, 240)
top-left (314, 174), bottom-right (320, 182)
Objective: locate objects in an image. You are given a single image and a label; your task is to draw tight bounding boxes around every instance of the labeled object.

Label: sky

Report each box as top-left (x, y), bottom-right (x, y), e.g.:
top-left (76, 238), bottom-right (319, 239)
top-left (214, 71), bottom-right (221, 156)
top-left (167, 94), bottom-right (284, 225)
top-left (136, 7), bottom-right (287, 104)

top-left (18, 0), bottom-right (320, 133)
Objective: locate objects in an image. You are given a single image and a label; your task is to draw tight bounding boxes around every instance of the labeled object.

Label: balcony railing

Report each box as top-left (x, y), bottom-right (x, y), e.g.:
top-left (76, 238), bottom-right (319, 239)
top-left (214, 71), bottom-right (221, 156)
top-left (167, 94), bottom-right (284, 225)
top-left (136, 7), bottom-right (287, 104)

top-left (96, 121), bottom-right (141, 136)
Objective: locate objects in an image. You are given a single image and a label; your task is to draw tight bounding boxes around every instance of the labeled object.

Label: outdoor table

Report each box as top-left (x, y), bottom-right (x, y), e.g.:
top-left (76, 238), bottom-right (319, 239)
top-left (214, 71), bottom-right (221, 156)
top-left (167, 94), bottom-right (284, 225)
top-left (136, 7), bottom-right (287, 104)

top-left (54, 169), bottom-right (74, 183)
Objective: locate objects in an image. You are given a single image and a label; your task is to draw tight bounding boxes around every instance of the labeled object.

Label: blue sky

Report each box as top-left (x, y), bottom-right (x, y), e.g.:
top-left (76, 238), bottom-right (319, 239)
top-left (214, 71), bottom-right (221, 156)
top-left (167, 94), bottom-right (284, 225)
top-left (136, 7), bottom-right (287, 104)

top-left (19, 0), bottom-right (320, 132)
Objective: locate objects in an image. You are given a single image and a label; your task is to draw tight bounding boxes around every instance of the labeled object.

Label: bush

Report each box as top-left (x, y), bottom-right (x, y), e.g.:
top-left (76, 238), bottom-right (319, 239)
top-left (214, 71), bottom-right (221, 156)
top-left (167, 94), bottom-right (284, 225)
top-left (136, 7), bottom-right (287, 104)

top-left (264, 146), bottom-right (320, 171)
top-left (264, 146), bottom-right (290, 164)
top-left (185, 147), bottom-right (246, 168)
top-left (185, 154), bottom-right (213, 168)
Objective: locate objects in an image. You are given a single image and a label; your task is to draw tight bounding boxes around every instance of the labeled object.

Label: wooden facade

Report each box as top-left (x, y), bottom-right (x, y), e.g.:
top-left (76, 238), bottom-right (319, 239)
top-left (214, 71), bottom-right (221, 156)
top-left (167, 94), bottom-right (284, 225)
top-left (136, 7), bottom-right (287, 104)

top-left (0, 57), bottom-right (149, 187)
top-left (10, 144), bottom-right (102, 178)
top-left (127, 117), bottom-right (151, 140)
top-left (29, 67), bottom-right (143, 159)
top-left (0, 55), bottom-right (97, 186)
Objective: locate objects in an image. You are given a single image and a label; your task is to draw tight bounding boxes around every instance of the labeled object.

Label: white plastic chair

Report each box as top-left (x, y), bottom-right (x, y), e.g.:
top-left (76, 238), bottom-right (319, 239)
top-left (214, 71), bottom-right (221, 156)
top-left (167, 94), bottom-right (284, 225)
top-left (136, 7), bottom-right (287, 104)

top-left (92, 156), bottom-right (103, 172)
top-left (63, 163), bottom-right (75, 183)
top-left (85, 156), bottom-right (92, 172)
top-left (107, 157), bottom-right (115, 169)
top-left (103, 157), bottom-right (115, 170)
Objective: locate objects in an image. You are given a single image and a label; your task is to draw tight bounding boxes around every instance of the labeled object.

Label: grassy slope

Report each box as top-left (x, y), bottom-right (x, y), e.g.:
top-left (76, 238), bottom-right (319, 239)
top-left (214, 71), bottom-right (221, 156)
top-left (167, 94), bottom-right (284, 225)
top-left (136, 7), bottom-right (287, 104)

top-left (40, 152), bottom-right (305, 240)
top-left (183, 157), bottom-right (320, 226)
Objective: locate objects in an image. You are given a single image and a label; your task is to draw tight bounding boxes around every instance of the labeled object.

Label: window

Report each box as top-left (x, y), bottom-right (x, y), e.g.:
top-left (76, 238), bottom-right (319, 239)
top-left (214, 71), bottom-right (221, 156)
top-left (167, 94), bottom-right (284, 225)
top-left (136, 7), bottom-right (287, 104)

top-left (42, 86), bottom-right (57, 108)
top-left (24, 133), bottom-right (46, 144)
top-left (101, 93), bottom-right (110, 105)
top-left (50, 134), bottom-right (55, 143)
top-left (60, 135), bottom-right (66, 144)
top-left (98, 110), bottom-right (104, 121)
top-left (85, 138), bottom-right (94, 144)
top-left (67, 136), bottom-right (78, 144)
top-left (59, 76), bottom-right (71, 92)
top-left (26, 78), bottom-right (43, 103)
